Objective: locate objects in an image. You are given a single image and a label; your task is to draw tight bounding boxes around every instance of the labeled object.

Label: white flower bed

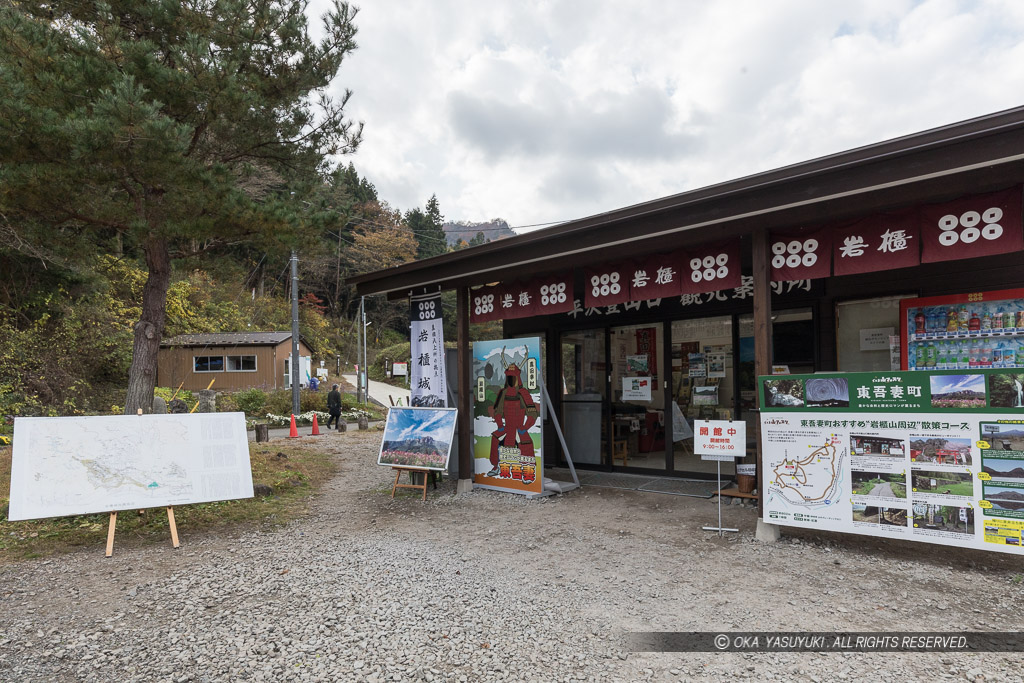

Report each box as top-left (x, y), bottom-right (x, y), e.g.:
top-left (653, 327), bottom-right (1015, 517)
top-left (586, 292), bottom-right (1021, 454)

top-left (247, 410), bottom-right (371, 430)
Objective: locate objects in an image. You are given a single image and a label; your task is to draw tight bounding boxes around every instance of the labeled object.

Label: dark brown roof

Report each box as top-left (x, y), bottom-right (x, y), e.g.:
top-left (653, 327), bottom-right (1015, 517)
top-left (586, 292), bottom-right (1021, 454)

top-left (350, 105), bottom-right (1024, 297)
top-left (160, 332), bottom-right (294, 347)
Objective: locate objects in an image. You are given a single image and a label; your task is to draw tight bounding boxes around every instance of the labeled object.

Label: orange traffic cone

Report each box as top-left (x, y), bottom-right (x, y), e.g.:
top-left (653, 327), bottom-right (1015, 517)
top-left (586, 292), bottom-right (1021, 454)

top-left (311, 413), bottom-right (321, 436)
top-left (288, 414), bottom-right (299, 438)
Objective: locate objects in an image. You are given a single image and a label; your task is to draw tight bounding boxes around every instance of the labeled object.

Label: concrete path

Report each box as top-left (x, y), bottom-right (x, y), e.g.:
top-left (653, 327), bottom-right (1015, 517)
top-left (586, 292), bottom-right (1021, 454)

top-left (342, 373), bottom-right (411, 407)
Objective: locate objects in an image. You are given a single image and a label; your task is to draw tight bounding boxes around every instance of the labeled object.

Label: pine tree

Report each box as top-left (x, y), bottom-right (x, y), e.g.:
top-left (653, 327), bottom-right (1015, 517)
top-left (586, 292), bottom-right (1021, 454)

top-left (406, 194), bottom-right (448, 260)
top-left (0, 0), bottom-right (363, 413)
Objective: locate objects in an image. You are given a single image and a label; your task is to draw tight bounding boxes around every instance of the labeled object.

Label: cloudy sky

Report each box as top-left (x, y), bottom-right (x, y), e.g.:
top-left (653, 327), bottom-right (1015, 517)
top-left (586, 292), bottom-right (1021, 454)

top-left (308, 0), bottom-right (1024, 232)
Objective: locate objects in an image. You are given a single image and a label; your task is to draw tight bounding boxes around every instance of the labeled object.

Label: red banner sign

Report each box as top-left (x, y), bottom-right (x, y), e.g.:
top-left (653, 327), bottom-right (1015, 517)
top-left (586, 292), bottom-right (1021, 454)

top-left (494, 281), bottom-right (536, 319)
top-left (832, 211), bottom-right (919, 276)
top-left (680, 240), bottom-right (742, 294)
top-left (770, 227), bottom-right (832, 282)
top-left (635, 327), bottom-right (658, 390)
top-left (469, 284), bottom-right (502, 323)
top-left (585, 262), bottom-right (632, 307)
top-left (920, 187), bottom-right (1023, 264)
top-left (531, 272), bottom-right (575, 315)
top-left (628, 251), bottom-right (684, 300)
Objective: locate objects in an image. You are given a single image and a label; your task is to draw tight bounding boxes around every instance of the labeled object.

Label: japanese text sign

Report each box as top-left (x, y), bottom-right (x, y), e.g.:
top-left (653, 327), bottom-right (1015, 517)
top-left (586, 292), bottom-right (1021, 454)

top-left (630, 251), bottom-right (683, 299)
top-left (694, 419), bottom-right (746, 461)
top-left (833, 211), bottom-right (920, 276)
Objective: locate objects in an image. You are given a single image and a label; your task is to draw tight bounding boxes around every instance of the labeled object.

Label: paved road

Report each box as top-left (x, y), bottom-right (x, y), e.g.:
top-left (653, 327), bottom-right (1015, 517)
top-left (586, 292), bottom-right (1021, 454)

top-left (870, 481), bottom-right (896, 497)
top-left (342, 373), bottom-right (410, 407)
top-left (246, 421), bottom-right (382, 441)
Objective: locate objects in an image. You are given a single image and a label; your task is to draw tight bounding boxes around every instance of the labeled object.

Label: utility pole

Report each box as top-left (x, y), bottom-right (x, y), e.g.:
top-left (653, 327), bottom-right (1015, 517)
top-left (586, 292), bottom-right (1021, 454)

top-left (361, 296), bottom-right (368, 405)
top-left (290, 250), bottom-right (300, 415)
top-left (356, 297), bottom-right (363, 403)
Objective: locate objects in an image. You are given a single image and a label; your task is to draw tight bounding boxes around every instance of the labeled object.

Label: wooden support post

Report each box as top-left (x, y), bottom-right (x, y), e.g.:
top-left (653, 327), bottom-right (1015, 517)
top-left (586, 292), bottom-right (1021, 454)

top-left (456, 286), bottom-right (473, 488)
top-left (105, 512), bottom-right (117, 557)
top-left (167, 506), bottom-right (180, 549)
top-left (752, 228), bottom-right (773, 519)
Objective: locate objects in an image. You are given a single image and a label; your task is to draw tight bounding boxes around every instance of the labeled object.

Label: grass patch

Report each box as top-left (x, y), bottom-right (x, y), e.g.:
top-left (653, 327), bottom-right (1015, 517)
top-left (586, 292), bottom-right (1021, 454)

top-left (0, 443), bottom-right (337, 564)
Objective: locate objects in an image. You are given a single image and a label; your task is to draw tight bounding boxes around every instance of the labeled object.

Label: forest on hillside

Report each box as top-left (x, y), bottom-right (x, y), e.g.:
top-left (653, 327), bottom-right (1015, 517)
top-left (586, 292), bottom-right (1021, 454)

top-left (0, 2), bottom-right (497, 422)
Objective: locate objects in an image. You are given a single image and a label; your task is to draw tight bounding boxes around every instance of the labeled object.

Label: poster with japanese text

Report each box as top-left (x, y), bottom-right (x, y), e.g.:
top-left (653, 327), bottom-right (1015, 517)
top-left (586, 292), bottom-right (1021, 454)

top-left (760, 369), bottom-right (1024, 554)
top-left (410, 292), bottom-right (447, 407)
top-left (472, 338), bottom-right (544, 496)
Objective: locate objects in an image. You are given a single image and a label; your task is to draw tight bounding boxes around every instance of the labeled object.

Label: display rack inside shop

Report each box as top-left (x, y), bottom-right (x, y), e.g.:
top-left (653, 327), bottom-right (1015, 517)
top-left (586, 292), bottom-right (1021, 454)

top-left (906, 297), bottom-right (1024, 371)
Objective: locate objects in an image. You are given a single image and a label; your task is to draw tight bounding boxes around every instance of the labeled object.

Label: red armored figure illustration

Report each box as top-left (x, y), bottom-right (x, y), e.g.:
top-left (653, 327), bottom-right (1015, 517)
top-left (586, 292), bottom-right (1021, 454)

top-left (486, 347), bottom-right (540, 477)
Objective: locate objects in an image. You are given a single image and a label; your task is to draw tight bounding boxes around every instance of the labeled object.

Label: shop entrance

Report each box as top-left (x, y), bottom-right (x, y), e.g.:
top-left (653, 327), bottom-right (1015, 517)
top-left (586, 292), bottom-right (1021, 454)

top-left (559, 308), bottom-right (816, 478)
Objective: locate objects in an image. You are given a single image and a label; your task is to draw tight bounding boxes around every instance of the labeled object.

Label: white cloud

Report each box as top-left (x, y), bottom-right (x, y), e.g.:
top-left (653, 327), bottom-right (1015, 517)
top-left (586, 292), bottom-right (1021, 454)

top-left (310, 0), bottom-right (1024, 229)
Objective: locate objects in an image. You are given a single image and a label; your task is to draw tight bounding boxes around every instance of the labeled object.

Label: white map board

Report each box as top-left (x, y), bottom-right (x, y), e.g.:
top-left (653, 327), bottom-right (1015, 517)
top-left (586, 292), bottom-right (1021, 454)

top-left (8, 413), bottom-right (254, 521)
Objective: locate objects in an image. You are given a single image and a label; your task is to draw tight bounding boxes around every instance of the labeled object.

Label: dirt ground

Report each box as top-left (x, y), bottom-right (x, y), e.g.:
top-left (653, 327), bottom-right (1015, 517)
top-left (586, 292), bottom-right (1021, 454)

top-left (3, 431), bottom-right (1024, 681)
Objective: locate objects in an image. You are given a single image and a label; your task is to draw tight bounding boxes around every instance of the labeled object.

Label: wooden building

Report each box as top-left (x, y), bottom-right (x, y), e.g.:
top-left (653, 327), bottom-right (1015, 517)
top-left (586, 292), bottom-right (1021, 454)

top-left (157, 332), bottom-right (312, 392)
top-left (348, 106), bottom-right (1024, 505)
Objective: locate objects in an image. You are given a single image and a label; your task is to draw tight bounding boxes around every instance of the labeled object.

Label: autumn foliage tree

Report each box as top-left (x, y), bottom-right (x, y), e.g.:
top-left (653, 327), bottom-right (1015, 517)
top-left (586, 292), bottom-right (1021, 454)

top-left (0, 0), bottom-right (362, 413)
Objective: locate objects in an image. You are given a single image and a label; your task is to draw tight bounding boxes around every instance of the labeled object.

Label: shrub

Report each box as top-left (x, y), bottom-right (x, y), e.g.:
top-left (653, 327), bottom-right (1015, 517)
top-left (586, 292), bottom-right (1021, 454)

top-left (233, 388), bottom-right (267, 415)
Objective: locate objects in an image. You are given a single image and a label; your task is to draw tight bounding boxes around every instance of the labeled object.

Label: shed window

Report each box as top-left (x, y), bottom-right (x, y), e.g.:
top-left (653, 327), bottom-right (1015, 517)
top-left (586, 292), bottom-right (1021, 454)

top-left (227, 355), bottom-right (257, 372)
top-left (194, 356), bottom-right (224, 372)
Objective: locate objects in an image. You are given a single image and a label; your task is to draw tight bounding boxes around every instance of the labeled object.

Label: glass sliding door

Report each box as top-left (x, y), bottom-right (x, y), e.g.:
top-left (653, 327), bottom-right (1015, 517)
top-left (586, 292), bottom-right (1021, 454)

top-left (609, 322), bottom-right (666, 471)
top-left (669, 315), bottom-right (736, 475)
top-left (560, 329), bottom-right (606, 467)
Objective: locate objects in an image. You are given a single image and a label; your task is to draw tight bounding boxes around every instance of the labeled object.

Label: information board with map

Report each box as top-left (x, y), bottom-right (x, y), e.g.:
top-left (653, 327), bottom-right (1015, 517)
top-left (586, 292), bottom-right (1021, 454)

top-left (8, 413), bottom-right (254, 521)
top-left (760, 369), bottom-right (1024, 555)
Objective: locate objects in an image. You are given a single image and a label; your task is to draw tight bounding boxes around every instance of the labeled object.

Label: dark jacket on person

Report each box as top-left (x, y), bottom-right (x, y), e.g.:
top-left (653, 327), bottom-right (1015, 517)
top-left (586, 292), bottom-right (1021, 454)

top-left (327, 389), bottom-right (342, 415)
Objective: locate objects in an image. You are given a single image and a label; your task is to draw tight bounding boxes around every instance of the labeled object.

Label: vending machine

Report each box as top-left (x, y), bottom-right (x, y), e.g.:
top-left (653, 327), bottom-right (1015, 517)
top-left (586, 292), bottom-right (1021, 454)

top-left (900, 287), bottom-right (1024, 371)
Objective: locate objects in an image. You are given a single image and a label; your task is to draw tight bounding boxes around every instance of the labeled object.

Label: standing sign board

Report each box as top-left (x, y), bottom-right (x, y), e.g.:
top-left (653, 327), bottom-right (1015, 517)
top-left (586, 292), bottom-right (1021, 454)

top-left (8, 413), bottom-right (253, 520)
top-left (410, 291), bottom-right (447, 407)
top-left (472, 338), bottom-right (544, 496)
top-left (694, 419), bottom-right (746, 461)
top-left (393, 362), bottom-right (408, 377)
top-left (760, 368), bottom-right (1024, 555)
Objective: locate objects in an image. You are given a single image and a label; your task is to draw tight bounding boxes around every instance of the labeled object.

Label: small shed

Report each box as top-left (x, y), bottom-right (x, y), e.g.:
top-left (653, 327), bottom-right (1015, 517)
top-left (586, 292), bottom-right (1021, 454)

top-left (157, 332), bottom-right (312, 392)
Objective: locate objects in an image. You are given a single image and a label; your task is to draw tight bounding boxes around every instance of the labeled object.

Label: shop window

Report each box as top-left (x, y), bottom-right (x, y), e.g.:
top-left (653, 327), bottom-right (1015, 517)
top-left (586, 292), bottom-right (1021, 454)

top-left (772, 309), bottom-right (815, 373)
top-left (194, 356), bottom-right (224, 372)
top-left (226, 355), bottom-right (257, 372)
top-left (836, 296), bottom-right (913, 371)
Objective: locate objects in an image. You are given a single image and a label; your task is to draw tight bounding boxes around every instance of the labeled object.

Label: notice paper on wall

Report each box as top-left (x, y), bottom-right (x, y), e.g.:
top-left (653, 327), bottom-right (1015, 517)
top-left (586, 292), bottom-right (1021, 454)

top-left (688, 353), bottom-right (707, 378)
top-left (622, 376), bottom-right (652, 401)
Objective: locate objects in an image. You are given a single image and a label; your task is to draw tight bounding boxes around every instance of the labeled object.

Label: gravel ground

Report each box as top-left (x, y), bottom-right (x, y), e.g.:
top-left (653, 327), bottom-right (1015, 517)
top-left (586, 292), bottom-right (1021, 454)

top-left (2, 431), bottom-right (1023, 682)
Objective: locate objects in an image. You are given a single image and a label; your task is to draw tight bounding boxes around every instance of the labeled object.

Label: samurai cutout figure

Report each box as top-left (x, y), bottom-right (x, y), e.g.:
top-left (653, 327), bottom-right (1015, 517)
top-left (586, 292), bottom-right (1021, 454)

top-left (486, 346), bottom-right (540, 477)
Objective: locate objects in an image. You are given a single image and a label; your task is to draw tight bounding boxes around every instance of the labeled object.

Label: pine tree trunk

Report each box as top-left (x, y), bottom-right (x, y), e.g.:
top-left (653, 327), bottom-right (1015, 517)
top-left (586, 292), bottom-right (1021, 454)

top-left (124, 235), bottom-right (171, 414)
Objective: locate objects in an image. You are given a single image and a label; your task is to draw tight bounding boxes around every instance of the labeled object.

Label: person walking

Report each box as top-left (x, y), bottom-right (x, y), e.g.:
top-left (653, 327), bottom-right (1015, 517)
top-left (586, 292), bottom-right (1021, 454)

top-left (326, 383), bottom-right (342, 430)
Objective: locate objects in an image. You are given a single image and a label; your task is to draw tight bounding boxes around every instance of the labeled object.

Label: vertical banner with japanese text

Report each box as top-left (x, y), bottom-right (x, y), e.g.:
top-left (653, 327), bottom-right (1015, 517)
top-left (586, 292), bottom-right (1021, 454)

top-left (472, 338), bottom-right (544, 496)
top-left (410, 292), bottom-right (447, 407)
top-left (760, 368), bottom-right (1024, 555)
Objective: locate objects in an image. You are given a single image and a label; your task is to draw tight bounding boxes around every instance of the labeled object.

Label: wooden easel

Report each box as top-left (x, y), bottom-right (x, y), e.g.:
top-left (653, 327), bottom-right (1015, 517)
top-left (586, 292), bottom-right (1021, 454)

top-left (105, 506), bottom-right (180, 557)
top-left (389, 466), bottom-right (437, 501)
top-left (104, 408), bottom-right (184, 557)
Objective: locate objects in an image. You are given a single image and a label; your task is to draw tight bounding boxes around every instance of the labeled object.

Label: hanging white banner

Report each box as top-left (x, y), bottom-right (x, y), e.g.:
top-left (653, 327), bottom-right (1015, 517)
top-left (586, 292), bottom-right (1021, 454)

top-left (410, 292), bottom-right (447, 407)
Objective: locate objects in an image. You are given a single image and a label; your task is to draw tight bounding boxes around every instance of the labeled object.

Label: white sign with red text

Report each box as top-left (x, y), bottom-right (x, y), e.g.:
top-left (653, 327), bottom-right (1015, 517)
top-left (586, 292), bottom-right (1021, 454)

top-left (695, 419), bottom-right (747, 461)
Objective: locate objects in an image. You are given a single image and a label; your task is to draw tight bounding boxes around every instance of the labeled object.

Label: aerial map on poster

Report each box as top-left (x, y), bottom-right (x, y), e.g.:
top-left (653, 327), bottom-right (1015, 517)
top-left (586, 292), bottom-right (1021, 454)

top-left (8, 413), bottom-right (254, 521)
top-left (760, 369), bottom-right (1024, 554)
